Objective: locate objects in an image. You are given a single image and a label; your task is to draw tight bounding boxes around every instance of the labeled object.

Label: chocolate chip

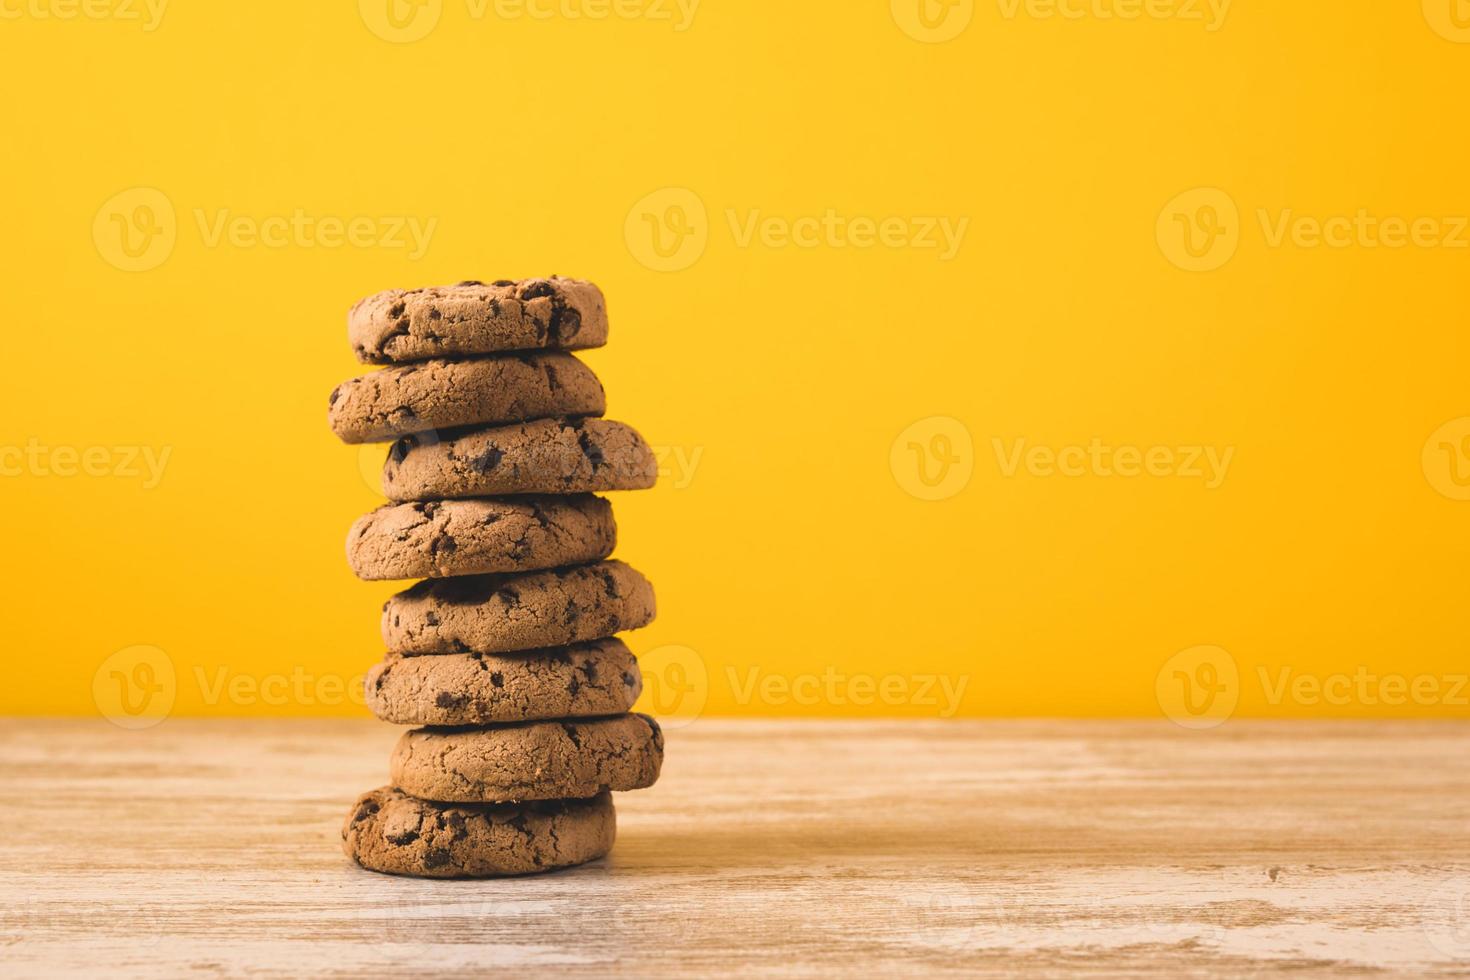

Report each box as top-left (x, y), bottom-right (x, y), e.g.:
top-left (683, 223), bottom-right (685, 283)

top-left (389, 436), bottom-right (417, 465)
top-left (445, 813), bottom-right (468, 840)
top-left (471, 447), bottom-right (504, 474)
top-left (551, 306), bottom-right (581, 342)
top-left (386, 829), bottom-right (419, 846)
top-left (423, 848), bottom-right (452, 869)
top-left (577, 430), bottom-right (605, 471)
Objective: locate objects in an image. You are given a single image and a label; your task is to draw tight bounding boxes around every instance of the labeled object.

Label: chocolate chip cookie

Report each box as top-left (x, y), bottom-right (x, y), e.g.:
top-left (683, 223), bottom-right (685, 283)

top-left (382, 560), bottom-right (656, 655)
top-left (350, 277), bottom-right (608, 365)
top-left (390, 714), bottom-right (664, 803)
top-left (347, 496), bottom-right (616, 581)
top-left (342, 786), bottom-right (614, 878)
top-left (328, 353), bottom-right (605, 444)
top-left (366, 638), bottom-right (643, 726)
top-left (382, 418), bottom-right (657, 501)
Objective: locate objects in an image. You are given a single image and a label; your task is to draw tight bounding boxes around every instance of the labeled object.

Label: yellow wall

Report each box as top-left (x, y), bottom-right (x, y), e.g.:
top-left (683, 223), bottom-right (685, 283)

top-left (3, 1), bottom-right (1468, 726)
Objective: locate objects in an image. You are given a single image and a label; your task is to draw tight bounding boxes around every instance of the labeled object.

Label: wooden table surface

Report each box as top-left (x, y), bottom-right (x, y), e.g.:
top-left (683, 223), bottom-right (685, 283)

top-left (2, 718), bottom-right (1469, 977)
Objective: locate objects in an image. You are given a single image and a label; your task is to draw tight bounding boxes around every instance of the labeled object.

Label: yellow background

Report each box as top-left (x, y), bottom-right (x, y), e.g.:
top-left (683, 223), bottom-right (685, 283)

top-left (2, 0), bottom-right (1467, 721)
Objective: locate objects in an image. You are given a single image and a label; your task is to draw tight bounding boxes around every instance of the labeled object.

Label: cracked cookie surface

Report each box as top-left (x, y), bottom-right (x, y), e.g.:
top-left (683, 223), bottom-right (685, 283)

top-left (328, 352), bottom-right (605, 444)
top-left (382, 417), bottom-right (657, 501)
top-left (350, 277), bottom-right (608, 365)
top-left (342, 786), bottom-right (614, 878)
top-left (366, 638), bottom-right (643, 725)
top-left (390, 713), bottom-right (664, 803)
top-left (347, 495), bottom-right (616, 581)
top-left (383, 560), bottom-right (656, 655)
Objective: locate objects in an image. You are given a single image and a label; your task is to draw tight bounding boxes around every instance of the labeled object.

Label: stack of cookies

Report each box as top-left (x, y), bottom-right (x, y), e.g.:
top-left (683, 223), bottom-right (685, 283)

top-left (327, 277), bottom-right (664, 878)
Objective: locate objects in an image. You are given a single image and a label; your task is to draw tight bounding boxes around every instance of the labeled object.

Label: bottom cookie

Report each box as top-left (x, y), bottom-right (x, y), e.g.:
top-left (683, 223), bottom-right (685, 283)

top-left (342, 786), bottom-right (615, 878)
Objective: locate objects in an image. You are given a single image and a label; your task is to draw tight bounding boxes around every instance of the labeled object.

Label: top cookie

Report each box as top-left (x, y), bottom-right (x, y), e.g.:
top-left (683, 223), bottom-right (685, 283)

top-left (350, 277), bottom-right (608, 364)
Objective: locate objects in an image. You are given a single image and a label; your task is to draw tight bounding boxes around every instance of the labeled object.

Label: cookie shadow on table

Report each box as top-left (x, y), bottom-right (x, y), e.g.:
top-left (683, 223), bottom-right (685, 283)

top-left (608, 820), bottom-right (1008, 872)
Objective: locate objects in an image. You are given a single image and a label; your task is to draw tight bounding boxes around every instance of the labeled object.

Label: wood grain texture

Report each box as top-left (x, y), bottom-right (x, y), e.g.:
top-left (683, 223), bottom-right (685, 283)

top-left (2, 718), bottom-right (1469, 977)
